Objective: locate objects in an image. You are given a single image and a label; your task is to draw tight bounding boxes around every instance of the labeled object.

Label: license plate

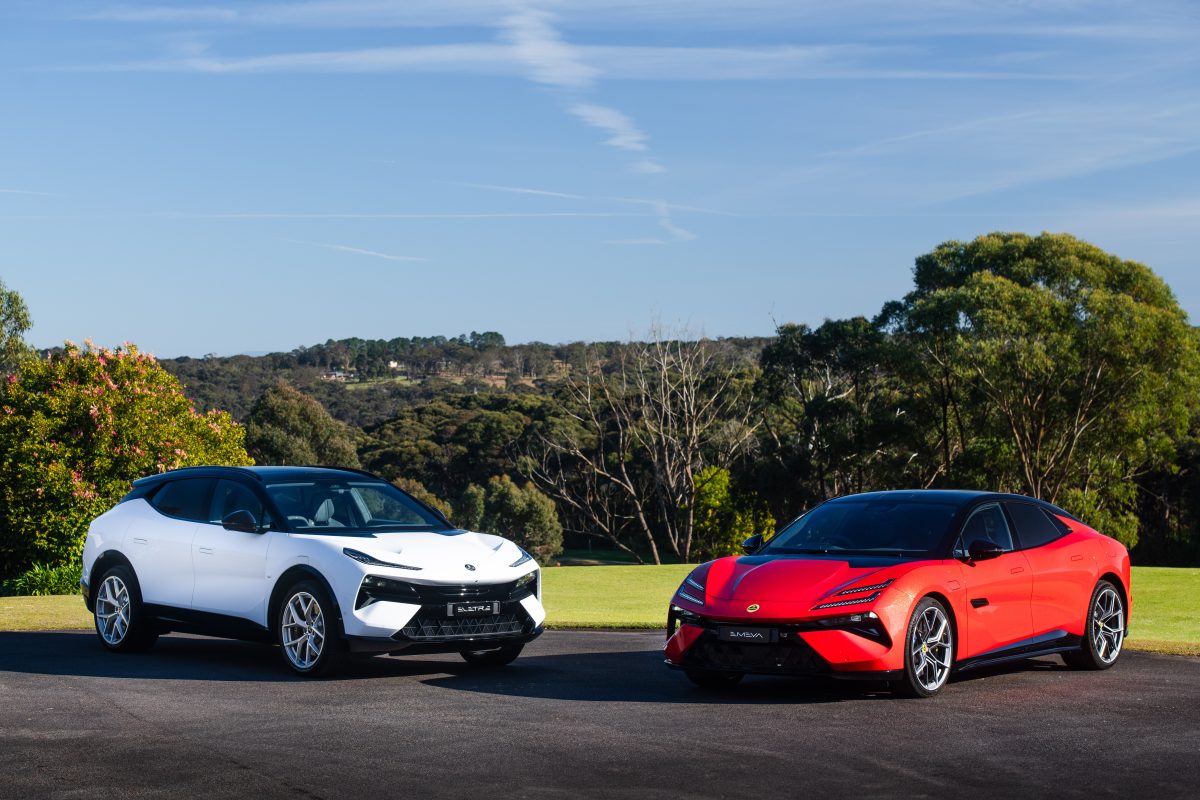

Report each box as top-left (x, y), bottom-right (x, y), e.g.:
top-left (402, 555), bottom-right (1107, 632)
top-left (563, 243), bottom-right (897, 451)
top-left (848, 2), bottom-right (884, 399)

top-left (718, 626), bottom-right (777, 644)
top-left (448, 601), bottom-right (499, 617)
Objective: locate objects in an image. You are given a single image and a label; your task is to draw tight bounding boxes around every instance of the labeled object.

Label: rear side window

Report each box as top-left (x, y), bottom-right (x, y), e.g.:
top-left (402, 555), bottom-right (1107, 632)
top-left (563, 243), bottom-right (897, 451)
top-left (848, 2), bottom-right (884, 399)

top-left (150, 479), bottom-right (215, 522)
top-left (1006, 502), bottom-right (1066, 549)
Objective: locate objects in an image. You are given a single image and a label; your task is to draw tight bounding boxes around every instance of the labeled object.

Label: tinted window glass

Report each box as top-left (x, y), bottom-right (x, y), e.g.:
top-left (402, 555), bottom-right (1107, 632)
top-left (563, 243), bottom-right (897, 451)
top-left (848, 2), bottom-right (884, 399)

top-left (764, 499), bottom-right (959, 556)
top-left (209, 480), bottom-right (269, 527)
top-left (150, 479), bottom-right (215, 522)
top-left (264, 480), bottom-right (445, 533)
top-left (958, 504), bottom-right (1014, 553)
top-left (1006, 502), bottom-right (1065, 549)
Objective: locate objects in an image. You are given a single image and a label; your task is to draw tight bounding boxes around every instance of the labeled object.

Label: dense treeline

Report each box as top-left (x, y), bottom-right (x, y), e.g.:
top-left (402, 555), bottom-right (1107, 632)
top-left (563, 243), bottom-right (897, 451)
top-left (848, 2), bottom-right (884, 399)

top-left (3, 232), bottom-right (1199, 587)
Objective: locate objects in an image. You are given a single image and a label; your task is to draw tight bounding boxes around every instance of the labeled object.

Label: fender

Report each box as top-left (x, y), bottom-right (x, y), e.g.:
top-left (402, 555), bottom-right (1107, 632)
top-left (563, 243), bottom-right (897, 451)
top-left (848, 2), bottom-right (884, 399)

top-left (84, 550), bottom-right (138, 612)
top-left (268, 564), bottom-right (343, 637)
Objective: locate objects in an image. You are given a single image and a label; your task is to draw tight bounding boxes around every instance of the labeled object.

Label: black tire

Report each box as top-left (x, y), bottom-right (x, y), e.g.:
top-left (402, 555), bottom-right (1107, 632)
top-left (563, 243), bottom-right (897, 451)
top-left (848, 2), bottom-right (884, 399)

top-left (893, 596), bottom-right (955, 699)
top-left (1062, 580), bottom-right (1125, 670)
top-left (92, 565), bottom-right (158, 653)
top-left (276, 579), bottom-right (345, 677)
top-left (460, 643), bottom-right (525, 667)
top-left (684, 669), bottom-right (744, 689)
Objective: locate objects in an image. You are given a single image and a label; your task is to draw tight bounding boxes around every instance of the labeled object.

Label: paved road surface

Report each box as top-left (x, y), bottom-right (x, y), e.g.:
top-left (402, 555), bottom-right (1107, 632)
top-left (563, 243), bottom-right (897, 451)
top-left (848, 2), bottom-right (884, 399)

top-left (1, 630), bottom-right (1197, 799)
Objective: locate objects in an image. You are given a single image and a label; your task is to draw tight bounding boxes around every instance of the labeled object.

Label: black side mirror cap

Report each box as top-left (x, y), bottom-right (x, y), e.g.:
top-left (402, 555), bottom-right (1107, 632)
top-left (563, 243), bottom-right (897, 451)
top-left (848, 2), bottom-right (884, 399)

top-left (222, 509), bottom-right (261, 534)
top-left (742, 533), bottom-right (764, 555)
top-left (968, 540), bottom-right (1004, 561)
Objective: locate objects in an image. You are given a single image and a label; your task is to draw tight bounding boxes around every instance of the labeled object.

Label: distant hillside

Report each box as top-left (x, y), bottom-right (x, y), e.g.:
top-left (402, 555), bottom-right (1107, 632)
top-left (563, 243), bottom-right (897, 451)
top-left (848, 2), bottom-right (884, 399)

top-left (160, 332), bottom-right (770, 427)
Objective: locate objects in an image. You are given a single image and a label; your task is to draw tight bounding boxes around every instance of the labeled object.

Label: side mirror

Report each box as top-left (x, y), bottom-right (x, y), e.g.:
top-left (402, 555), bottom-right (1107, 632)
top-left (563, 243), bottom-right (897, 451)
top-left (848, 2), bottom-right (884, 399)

top-left (742, 533), bottom-right (764, 555)
top-left (222, 509), bottom-right (261, 534)
top-left (968, 540), bottom-right (1003, 561)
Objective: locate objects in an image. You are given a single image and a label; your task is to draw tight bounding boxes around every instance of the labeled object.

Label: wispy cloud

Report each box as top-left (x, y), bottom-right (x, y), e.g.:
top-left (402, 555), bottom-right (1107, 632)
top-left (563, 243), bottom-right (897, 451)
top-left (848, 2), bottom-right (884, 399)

top-left (603, 238), bottom-right (667, 245)
top-left (499, 6), bottom-right (598, 89)
top-left (454, 182), bottom-right (586, 200)
top-left (568, 103), bottom-right (647, 152)
top-left (284, 239), bottom-right (430, 262)
top-left (630, 159), bottom-right (666, 174)
top-left (164, 211), bottom-right (648, 219)
top-left (0, 188), bottom-right (59, 196)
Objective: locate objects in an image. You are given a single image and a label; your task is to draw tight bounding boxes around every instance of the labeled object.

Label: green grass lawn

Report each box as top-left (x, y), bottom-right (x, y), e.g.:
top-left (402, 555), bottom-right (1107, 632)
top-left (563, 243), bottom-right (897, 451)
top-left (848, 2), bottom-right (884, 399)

top-left (3, 566), bottom-right (1196, 656)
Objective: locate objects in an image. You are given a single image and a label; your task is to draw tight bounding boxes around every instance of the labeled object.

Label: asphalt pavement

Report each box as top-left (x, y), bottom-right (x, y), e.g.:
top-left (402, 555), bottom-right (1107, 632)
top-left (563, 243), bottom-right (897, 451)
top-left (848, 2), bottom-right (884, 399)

top-left (1, 629), bottom-right (1197, 799)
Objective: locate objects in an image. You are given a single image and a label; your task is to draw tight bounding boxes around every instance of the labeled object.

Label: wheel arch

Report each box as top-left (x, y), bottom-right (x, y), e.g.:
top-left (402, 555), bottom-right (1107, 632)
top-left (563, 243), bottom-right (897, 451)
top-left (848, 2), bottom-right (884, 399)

top-left (919, 590), bottom-right (960, 664)
top-left (1098, 571), bottom-right (1129, 624)
top-left (87, 550), bottom-right (137, 612)
top-left (268, 565), bottom-right (344, 638)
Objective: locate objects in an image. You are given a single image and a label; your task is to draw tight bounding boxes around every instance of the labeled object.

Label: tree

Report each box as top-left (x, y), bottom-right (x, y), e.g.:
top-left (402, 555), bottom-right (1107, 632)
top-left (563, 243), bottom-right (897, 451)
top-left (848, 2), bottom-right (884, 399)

top-left (757, 317), bottom-right (913, 520)
top-left (691, 466), bottom-right (775, 560)
top-left (525, 330), bottom-right (759, 563)
top-left (0, 278), bottom-right (32, 375)
top-left (244, 381), bottom-right (360, 467)
top-left (880, 232), bottom-right (1200, 546)
top-left (457, 476), bottom-right (563, 564)
top-left (391, 476), bottom-right (452, 519)
top-left (0, 341), bottom-right (252, 578)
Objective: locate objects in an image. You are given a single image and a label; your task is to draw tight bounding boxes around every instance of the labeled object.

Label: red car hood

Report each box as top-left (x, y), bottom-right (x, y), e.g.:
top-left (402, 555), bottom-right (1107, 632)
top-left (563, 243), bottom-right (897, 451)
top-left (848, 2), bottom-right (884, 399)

top-left (706, 555), bottom-right (905, 604)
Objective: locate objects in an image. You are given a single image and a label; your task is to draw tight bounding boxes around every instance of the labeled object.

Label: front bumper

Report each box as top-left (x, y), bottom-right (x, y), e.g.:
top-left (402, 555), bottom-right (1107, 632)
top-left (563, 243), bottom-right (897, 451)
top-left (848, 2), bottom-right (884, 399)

top-left (664, 606), bottom-right (902, 677)
top-left (347, 624), bottom-right (544, 655)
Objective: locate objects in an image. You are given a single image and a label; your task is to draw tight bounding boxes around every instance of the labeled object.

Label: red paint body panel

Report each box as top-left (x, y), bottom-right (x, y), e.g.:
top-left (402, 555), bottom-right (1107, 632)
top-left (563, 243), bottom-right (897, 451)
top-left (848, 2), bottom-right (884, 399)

top-left (664, 508), bottom-right (1132, 679)
top-left (957, 551), bottom-right (1033, 657)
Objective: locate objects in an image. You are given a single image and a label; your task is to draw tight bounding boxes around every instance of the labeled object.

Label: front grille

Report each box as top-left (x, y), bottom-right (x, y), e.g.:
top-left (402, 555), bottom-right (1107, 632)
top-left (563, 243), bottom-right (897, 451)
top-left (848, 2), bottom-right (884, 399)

top-left (412, 581), bottom-right (532, 602)
top-left (397, 610), bottom-right (528, 641)
top-left (357, 576), bottom-right (535, 609)
top-left (684, 633), bottom-right (828, 675)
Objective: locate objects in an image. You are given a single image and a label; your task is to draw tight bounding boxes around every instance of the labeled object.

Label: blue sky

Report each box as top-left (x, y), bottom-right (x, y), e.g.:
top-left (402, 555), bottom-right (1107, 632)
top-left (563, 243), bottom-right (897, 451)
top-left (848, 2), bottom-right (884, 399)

top-left (2, 1), bottom-right (1199, 357)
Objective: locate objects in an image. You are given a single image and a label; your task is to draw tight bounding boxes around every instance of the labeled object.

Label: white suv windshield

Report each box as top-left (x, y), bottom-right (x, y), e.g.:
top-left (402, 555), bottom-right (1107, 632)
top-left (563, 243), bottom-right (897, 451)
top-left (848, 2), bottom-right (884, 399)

top-left (265, 480), bottom-right (447, 533)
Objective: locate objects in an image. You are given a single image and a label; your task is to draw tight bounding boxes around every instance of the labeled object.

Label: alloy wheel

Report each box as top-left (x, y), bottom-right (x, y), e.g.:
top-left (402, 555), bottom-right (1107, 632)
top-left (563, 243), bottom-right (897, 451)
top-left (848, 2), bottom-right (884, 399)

top-left (1092, 586), bottom-right (1124, 664)
top-left (95, 574), bottom-right (131, 645)
top-left (281, 591), bottom-right (326, 671)
top-left (911, 604), bottom-right (953, 693)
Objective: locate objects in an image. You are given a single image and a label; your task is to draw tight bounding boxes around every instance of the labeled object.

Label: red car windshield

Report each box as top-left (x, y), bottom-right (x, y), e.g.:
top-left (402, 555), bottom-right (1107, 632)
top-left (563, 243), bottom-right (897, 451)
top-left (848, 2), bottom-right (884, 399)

top-left (765, 499), bottom-right (959, 557)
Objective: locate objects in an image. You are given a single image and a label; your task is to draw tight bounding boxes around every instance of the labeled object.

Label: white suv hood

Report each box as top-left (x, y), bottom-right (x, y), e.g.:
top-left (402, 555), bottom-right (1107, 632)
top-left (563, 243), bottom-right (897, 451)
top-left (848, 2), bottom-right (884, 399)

top-left (300, 528), bottom-right (527, 584)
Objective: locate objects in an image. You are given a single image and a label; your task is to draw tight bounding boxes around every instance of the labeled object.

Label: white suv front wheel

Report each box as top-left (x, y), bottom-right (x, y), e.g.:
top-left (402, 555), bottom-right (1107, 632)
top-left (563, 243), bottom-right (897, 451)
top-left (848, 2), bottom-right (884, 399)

top-left (277, 579), bottom-right (345, 677)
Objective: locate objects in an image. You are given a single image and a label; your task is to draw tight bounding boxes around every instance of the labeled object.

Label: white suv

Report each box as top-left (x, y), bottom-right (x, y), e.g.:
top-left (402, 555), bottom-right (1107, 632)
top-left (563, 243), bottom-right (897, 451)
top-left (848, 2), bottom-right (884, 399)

top-left (81, 466), bottom-right (545, 676)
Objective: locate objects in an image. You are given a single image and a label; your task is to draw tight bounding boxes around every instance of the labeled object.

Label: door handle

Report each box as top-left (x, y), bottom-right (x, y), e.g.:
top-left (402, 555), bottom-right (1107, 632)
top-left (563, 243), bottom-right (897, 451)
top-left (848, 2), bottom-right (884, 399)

top-left (131, 537), bottom-right (148, 545)
top-left (198, 547), bottom-right (214, 555)
top-left (1070, 554), bottom-right (1084, 562)
top-left (1010, 567), bottom-right (1024, 574)
top-left (970, 598), bottom-right (989, 608)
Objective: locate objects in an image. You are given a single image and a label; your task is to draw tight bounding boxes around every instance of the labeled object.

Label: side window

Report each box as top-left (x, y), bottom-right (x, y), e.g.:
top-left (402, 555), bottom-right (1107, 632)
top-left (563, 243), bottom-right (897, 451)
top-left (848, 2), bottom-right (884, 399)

top-left (956, 503), bottom-right (1014, 555)
top-left (1005, 502), bottom-right (1065, 550)
top-left (150, 479), bottom-right (216, 522)
top-left (209, 480), bottom-right (270, 528)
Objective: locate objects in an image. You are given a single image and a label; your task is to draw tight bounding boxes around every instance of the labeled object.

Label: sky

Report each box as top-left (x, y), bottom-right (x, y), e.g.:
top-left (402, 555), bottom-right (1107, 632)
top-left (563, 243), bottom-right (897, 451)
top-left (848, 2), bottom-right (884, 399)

top-left (2, 0), bottom-right (1199, 357)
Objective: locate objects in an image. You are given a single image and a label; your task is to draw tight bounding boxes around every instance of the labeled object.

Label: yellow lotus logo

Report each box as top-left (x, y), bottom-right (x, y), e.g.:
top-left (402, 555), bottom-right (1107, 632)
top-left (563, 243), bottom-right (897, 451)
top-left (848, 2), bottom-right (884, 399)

top-left (746, 603), bottom-right (760, 613)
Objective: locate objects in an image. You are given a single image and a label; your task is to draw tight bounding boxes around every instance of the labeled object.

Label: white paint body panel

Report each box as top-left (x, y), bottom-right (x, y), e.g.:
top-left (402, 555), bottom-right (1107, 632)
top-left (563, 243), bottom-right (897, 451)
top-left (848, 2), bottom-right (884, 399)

top-left (82, 495), bottom-right (544, 640)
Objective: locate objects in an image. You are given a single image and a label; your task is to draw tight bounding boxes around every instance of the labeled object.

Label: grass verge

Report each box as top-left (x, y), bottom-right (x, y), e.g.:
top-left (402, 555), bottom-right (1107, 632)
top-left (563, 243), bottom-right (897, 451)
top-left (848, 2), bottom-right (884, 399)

top-left (2, 566), bottom-right (1195, 656)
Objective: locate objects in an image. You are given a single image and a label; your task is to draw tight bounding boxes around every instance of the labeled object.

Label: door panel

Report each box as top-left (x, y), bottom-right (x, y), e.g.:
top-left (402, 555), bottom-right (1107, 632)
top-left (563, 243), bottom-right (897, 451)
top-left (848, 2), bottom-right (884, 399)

top-left (122, 502), bottom-right (197, 608)
top-left (1021, 533), bottom-right (1094, 637)
top-left (959, 551), bottom-right (1034, 657)
top-left (954, 503), bottom-right (1034, 658)
top-left (191, 526), bottom-right (273, 623)
top-left (191, 480), bottom-right (274, 624)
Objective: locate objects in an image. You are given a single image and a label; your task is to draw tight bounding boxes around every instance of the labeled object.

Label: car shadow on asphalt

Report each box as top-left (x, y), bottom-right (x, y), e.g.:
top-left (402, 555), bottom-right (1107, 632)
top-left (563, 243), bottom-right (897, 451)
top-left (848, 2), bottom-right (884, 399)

top-left (0, 630), bottom-right (1072, 704)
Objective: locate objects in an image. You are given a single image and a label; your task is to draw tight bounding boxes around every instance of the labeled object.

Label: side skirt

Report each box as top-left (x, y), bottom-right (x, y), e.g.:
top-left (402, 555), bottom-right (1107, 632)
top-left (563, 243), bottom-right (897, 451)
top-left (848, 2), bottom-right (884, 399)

top-left (955, 632), bottom-right (1082, 674)
top-left (142, 604), bottom-right (274, 644)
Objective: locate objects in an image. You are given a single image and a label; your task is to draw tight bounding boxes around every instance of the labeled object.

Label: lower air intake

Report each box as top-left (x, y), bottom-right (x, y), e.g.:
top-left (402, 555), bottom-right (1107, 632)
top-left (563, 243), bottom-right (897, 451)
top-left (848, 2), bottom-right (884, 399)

top-left (397, 612), bottom-right (526, 641)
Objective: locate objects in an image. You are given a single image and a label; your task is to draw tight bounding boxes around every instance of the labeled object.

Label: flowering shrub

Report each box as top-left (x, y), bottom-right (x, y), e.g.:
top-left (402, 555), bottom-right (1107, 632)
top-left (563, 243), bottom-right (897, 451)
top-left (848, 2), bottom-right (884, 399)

top-left (0, 341), bottom-right (252, 579)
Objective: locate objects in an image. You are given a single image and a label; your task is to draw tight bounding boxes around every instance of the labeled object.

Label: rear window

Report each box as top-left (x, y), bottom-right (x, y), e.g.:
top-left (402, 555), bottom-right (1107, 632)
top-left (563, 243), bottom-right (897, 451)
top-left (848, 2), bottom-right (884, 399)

top-left (150, 478), bottom-right (215, 522)
top-left (1006, 502), bottom-right (1066, 549)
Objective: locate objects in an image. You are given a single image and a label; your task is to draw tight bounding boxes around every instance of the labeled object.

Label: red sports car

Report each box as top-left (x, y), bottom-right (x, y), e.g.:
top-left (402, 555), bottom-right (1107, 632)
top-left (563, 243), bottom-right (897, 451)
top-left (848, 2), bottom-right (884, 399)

top-left (664, 490), bottom-right (1131, 697)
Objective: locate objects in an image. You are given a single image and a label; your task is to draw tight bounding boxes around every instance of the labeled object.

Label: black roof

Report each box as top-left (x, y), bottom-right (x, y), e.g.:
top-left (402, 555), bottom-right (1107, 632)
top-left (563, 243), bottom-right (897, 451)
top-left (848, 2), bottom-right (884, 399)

top-left (825, 489), bottom-right (1076, 518)
top-left (132, 465), bottom-right (380, 486)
